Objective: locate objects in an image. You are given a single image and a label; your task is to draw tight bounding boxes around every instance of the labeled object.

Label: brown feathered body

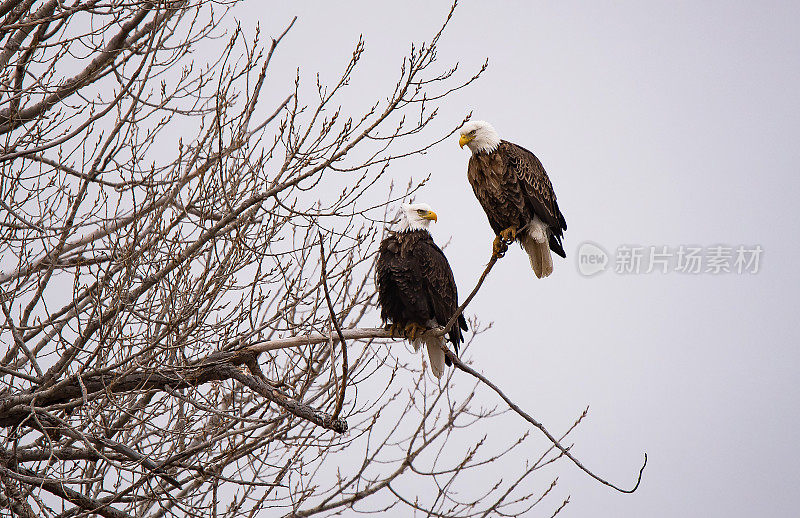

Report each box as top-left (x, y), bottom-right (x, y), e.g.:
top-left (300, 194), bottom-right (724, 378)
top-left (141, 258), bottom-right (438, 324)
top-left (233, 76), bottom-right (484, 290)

top-left (376, 229), bottom-right (468, 376)
top-left (467, 140), bottom-right (567, 277)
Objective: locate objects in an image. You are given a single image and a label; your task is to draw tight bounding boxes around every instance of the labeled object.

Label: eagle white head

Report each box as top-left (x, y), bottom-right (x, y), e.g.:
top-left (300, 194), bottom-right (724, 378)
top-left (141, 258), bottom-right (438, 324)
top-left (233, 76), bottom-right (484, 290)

top-left (459, 120), bottom-right (501, 154)
top-left (398, 202), bottom-right (438, 232)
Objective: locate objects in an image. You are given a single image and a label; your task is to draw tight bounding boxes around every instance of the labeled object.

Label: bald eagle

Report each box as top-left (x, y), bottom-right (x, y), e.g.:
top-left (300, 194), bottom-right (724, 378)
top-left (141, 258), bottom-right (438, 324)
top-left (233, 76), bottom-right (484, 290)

top-left (459, 120), bottom-right (567, 278)
top-left (376, 203), bottom-right (468, 378)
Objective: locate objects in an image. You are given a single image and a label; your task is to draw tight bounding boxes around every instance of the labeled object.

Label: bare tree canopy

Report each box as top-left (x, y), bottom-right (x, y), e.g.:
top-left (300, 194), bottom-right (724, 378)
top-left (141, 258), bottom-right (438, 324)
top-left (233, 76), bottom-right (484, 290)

top-left (0, 2), bottom-right (642, 517)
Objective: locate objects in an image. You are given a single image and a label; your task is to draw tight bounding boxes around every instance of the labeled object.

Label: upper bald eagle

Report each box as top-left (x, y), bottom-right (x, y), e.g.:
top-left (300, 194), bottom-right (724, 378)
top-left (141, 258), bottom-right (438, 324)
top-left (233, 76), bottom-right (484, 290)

top-left (459, 120), bottom-right (567, 278)
top-left (376, 203), bottom-right (468, 378)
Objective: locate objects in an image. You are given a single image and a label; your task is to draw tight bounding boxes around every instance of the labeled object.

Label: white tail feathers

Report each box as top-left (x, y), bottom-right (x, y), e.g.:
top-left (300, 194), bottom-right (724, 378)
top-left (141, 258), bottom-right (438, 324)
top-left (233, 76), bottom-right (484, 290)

top-left (520, 218), bottom-right (554, 279)
top-left (413, 336), bottom-right (446, 378)
top-left (522, 239), bottom-right (553, 279)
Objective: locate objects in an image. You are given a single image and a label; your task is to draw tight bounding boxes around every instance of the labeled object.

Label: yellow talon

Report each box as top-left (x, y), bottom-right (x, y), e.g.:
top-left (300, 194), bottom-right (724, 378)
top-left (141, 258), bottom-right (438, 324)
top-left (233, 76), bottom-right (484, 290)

top-left (386, 323), bottom-right (403, 337)
top-left (492, 235), bottom-right (508, 258)
top-left (403, 322), bottom-right (425, 341)
top-left (500, 227), bottom-right (517, 244)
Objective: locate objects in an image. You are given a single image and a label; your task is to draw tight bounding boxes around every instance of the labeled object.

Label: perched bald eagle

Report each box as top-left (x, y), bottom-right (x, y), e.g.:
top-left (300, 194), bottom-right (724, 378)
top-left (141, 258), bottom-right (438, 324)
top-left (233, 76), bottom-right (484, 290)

top-left (376, 203), bottom-right (468, 378)
top-left (459, 120), bottom-right (567, 278)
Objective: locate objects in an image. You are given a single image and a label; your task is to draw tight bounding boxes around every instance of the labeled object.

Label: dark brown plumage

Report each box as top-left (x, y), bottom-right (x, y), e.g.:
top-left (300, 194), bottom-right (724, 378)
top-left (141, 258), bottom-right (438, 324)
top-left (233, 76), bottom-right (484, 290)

top-left (459, 119), bottom-right (567, 277)
top-left (467, 140), bottom-right (567, 258)
top-left (376, 229), bottom-right (467, 376)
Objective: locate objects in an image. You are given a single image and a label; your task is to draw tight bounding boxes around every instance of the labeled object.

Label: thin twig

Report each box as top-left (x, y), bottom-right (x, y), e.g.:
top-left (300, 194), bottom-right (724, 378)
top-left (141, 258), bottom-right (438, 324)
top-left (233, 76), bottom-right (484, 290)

top-left (440, 253), bottom-right (498, 335)
top-left (0, 198), bottom-right (43, 232)
top-left (441, 346), bottom-right (647, 493)
top-left (318, 232), bottom-right (348, 421)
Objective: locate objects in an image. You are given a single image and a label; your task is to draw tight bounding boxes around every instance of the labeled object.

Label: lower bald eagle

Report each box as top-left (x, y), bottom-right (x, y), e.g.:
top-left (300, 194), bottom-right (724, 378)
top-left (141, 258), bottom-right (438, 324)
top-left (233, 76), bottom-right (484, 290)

top-left (459, 120), bottom-right (567, 278)
top-left (376, 203), bottom-right (468, 378)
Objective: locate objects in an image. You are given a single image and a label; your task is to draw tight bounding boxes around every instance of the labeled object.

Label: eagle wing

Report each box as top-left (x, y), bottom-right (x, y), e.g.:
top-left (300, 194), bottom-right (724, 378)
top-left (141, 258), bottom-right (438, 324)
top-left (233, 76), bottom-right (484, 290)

top-left (501, 141), bottom-right (567, 234)
top-left (377, 233), bottom-right (423, 324)
top-left (416, 235), bottom-right (468, 354)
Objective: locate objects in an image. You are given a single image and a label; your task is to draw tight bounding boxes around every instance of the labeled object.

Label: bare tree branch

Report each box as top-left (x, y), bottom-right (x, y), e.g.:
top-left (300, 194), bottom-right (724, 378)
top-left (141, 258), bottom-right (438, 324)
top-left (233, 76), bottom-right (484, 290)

top-left (318, 232), bottom-right (348, 421)
top-left (0, 1), bottom-right (642, 516)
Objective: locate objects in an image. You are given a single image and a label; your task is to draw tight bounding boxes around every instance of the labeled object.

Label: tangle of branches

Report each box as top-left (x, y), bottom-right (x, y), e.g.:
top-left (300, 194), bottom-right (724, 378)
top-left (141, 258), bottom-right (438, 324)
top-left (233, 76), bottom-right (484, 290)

top-left (0, 2), bottom-right (643, 517)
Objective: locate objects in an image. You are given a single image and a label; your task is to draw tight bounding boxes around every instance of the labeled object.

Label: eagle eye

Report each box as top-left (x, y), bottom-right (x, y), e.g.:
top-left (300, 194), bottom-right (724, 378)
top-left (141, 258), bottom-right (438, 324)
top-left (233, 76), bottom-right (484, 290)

top-left (469, 129), bottom-right (477, 135)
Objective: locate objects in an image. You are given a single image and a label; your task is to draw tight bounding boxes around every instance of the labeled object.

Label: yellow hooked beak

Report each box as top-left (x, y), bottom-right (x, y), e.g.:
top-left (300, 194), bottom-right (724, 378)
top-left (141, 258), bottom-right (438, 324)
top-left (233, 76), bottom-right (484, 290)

top-left (421, 210), bottom-right (438, 222)
top-left (459, 134), bottom-right (474, 148)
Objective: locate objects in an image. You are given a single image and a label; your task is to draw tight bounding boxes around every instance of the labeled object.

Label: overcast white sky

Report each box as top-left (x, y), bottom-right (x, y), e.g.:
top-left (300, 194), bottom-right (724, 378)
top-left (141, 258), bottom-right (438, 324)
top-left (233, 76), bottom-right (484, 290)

top-left (248, 2), bottom-right (799, 516)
